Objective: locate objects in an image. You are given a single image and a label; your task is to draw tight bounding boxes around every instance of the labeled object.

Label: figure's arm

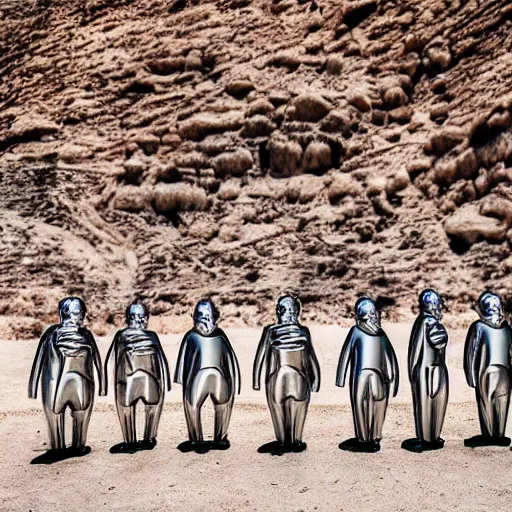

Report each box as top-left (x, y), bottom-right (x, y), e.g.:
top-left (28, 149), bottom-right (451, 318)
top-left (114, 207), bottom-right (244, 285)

top-left (28, 326), bottom-right (54, 399)
top-left (464, 323), bottom-right (478, 388)
top-left (89, 331), bottom-right (104, 396)
top-left (388, 341), bottom-right (400, 398)
top-left (218, 329), bottom-right (241, 395)
top-left (103, 332), bottom-right (119, 396)
top-left (253, 326), bottom-right (271, 391)
top-left (173, 333), bottom-right (189, 385)
top-left (407, 318), bottom-right (422, 383)
top-left (304, 327), bottom-right (321, 393)
top-left (154, 333), bottom-right (172, 392)
top-left (335, 327), bottom-right (355, 387)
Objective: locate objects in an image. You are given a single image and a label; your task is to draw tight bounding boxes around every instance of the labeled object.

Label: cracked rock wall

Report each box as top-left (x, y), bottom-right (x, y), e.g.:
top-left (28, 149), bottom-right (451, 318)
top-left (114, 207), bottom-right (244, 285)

top-left (1, 0), bottom-right (512, 337)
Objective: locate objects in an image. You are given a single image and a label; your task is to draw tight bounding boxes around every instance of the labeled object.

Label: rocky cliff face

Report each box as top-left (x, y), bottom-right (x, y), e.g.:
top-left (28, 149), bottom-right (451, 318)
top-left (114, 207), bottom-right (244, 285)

top-left (1, 0), bottom-right (512, 337)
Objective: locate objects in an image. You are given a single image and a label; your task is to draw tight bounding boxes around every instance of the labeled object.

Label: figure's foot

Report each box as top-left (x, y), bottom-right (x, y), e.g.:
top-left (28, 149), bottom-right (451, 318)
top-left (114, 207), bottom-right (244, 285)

top-left (257, 440), bottom-right (307, 455)
top-left (339, 438), bottom-right (380, 453)
top-left (110, 442), bottom-right (139, 454)
top-left (291, 441), bottom-right (307, 452)
top-left (464, 435), bottom-right (511, 448)
top-left (177, 440), bottom-right (210, 454)
top-left (70, 445), bottom-right (92, 457)
top-left (401, 438), bottom-right (444, 452)
top-left (212, 437), bottom-right (231, 450)
top-left (139, 438), bottom-right (157, 450)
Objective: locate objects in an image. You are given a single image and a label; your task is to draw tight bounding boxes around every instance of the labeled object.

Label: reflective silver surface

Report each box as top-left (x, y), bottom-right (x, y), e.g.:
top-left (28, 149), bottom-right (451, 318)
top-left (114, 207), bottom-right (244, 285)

top-left (408, 289), bottom-right (449, 444)
top-left (464, 292), bottom-right (512, 438)
top-left (253, 295), bottom-right (321, 446)
top-left (336, 297), bottom-right (399, 444)
top-left (28, 297), bottom-right (103, 451)
top-left (104, 303), bottom-right (171, 446)
top-left (174, 299), bottom-right (241, 443)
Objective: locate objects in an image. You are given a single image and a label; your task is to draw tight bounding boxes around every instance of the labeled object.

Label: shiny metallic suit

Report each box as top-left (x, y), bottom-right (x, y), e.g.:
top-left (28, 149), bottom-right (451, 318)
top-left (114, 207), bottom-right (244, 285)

top-left (28, 297), bottom-right (103, 452)
top-left (336, 297), bottom-right (399, 449)
top-left (253, 295), bottom-right (321, 447)
top-left (174, 299), bottom-right (241, 444)
top-left (408, 289), bottom-right (449, 448)
top-left (464, 292), bottom-right (512, 440)
top-left (104, 303), bottom-right (171, 447)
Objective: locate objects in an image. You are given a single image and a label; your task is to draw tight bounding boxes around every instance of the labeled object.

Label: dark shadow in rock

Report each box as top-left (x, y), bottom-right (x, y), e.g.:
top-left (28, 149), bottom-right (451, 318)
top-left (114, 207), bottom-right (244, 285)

top-left (401, 438), bottom-right (444, 453)
top-left (31, 446), bottom-right (91, 465)
top-left (257, 441), bottom-right (307, 456)
top-left (177, 439), bottom-right (230, 454)
top-left (339, 438), bottom-right (380, 453)
top-left (464, 435), bottom-right (511, 448)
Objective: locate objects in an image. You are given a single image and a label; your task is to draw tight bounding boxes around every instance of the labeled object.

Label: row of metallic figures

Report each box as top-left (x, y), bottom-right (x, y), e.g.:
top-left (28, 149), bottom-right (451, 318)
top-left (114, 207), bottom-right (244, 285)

top-left (28, 290), bottom-right (512, 456)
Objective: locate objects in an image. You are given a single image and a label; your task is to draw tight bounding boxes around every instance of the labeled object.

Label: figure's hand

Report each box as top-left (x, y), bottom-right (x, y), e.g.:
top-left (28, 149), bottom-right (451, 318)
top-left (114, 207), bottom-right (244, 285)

top-left (253, 385), bottom-right (260, 391)
top-left (99, 390), bottom-right (107, 397)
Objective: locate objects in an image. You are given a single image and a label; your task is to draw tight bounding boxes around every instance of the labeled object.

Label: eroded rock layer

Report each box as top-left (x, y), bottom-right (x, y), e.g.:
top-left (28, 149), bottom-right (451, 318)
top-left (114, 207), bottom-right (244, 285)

top-left (1, 0), bottom-right (512, 336)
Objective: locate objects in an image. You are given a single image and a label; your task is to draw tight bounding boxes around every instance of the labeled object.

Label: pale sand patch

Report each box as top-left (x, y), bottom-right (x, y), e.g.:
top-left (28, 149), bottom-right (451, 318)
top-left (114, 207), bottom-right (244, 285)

top-left (1, 324), bottom-right (511, 511)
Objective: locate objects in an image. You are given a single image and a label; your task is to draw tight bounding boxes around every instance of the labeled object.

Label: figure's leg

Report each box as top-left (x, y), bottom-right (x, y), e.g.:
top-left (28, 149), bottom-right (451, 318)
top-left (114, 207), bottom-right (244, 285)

top-left (478, 367), bottom-right (496, 437)
top-left (143, 377), bottom-right (165, 442)
top-left (288, 398), bottom-right (309, 444)
top-left (490, 367), bottom-right (510, 437)
top-left (43, 407), bottom-right (65, 450)
top-left (418, 368), bottom-right (433, 442)
top-left (214, 398), bottom-right (234, 441)
top-left (144, 399), bottom-right (164, 442)
top-left (352, 370), bottom-right (370, 442)
top-left (72, 404), bottom-right (93, 449)
top-left (184, 370), bottom-right (209, 443)
top-left (430, 366), bottom-right (449, 441)
top-left (267, 372), bottom-right (287, 444)
top-left (285, 369), bottom-right (309, 444)
top-left (71, 377), bottom-right (93, 449)
top-left (369, 371), bottom-right (387, 442)
top-left (116, 382), bottom-right (137, 444)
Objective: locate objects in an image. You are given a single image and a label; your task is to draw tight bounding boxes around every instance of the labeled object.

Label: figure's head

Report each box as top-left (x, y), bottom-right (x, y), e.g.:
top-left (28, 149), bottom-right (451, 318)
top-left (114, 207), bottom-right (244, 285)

top-left (126, 301), bottom-right (148, 329)
top-left (58, 297), bottom-right (86, 327)
top-left (477, 291), bottom-right (505, 327)
top-left (193, 299), bottom-right (218, 336)
top-left (419, 289), bottom-right (442, 320)
top-left (276, 294), bottom-right (301, 324)
top-left (355, 297), bottom-right (381, 335)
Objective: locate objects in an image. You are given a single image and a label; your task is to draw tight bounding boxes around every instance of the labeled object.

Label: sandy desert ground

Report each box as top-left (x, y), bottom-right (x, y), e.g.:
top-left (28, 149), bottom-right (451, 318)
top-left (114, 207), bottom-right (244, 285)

top-left (2, 324), bottom-right (512, 511)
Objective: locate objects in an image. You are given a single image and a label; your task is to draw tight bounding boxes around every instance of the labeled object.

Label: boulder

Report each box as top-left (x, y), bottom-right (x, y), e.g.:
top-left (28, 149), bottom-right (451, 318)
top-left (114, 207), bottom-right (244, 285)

top-left (444, 203), bottom-right (508, 245)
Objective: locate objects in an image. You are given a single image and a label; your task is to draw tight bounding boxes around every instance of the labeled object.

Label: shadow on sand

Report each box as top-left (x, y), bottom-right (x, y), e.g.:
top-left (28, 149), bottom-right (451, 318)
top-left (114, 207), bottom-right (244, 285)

top-left (31, 446), bottom-right (91, 465)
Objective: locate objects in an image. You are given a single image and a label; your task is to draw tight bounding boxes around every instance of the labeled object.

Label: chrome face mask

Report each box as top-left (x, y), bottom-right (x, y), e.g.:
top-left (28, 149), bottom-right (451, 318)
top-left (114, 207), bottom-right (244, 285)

top-left (276, 296), bottom-right (300, 325)
top-left (127, 303), bottom-right (148, 329)
top-left (355, 298), bottom-right (381, 335)
top-left (420, 289), bottom-right (442, 320)
top-left (59, 298), bottom-right (85, 327)
top-left (194, 302), bottom-right (216, 336)
top-left (478, 292), bottom-right (505, 328)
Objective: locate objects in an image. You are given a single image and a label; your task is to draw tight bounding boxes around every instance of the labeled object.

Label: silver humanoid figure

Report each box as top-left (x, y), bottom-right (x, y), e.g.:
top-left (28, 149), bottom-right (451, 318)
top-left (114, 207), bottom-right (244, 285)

top-left (464, 291), bottom-right (512, 446)
top-left (253, 295), bottom-right (321, 451)
top-left (104, 302), bottom-right (171, 450)
top-left (406, 289), bottom-right (449, 451)
top-left (336, 297), bottom-right (399, 452)
top-left (28, 297), bottom-right (103, 454)
top-left (174, 299), bottom-right (241, 448)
